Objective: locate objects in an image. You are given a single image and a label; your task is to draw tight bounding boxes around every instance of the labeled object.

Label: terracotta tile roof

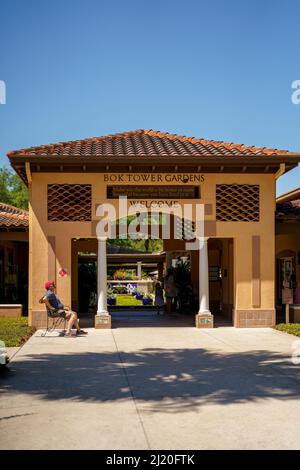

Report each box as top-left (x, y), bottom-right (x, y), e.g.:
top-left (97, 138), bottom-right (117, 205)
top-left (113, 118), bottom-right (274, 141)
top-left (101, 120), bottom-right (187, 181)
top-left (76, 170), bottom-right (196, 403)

top-left (7, 129), bottom-right (295, 158)
top-left (276, 187), bottom-right (300, 204)
top-left (276, 186), bottom-right (300, 220)
top-left (0, 203), bottom-right (29, 228)
top-left (276, 200), bottom-right (300, 219)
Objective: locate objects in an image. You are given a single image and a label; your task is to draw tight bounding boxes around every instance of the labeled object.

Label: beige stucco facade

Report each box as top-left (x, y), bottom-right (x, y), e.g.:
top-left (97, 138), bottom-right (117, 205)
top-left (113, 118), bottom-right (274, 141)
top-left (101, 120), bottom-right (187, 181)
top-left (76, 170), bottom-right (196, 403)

top-left (7, 129), bottom-right (299, 329)
top-left (28, 171), bottom-right (276, 328)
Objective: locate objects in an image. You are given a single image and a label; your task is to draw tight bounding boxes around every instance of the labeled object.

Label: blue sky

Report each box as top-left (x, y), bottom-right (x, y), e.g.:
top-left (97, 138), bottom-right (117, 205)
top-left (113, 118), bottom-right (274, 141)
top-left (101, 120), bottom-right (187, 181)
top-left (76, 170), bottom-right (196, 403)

top-left (0, 0), bottom-right (300, 195)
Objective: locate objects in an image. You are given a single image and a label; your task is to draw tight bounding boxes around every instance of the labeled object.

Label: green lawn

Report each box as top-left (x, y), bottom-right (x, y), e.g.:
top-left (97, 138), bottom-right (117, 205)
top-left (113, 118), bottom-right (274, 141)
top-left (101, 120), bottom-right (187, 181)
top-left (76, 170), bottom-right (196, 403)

top-left (116, 294), bottom-right (143, 306)
top-left (0, 317), bottom-right (36, 347)
top-left (275, 323), bottom-right (300, 337)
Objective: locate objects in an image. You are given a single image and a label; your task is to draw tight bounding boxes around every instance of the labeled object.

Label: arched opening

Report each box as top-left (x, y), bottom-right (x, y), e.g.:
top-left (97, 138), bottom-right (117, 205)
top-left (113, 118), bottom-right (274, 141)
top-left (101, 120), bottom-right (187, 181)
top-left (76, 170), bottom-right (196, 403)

top-left (71, 212), bottom-right (234, 327)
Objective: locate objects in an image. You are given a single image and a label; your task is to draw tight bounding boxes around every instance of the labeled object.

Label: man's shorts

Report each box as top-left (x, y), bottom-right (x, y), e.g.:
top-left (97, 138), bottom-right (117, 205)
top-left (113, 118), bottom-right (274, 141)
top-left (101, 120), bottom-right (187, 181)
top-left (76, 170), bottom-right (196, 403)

top-left (49, 309), bottom-right (66, 318)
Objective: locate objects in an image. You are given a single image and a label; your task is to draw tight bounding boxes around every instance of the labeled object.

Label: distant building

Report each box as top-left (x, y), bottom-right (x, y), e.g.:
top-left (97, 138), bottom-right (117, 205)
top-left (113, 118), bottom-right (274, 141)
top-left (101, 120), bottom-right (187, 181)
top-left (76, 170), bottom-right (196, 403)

top-left (0, 203), bottom-right (28, 315)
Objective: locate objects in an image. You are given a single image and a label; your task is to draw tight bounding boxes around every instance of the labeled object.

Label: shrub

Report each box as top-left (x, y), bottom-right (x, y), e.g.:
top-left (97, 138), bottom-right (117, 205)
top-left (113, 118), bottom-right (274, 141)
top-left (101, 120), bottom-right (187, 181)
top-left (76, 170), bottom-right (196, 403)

top-left (0, 317), bottom-right (36, 347)
top-left (275, 323), bottom-right (300, 337)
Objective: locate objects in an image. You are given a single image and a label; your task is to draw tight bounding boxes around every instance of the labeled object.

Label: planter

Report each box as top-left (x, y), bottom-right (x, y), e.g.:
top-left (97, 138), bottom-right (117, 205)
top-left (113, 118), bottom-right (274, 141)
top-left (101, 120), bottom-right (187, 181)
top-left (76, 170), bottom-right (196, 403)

top-left (142, 298), bottom-right (153, 305)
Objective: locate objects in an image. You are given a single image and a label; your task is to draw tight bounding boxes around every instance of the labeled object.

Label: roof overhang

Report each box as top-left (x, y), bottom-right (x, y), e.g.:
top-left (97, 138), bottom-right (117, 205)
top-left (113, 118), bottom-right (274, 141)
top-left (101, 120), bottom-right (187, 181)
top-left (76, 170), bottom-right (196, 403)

top-left (276, 187), bottom-right (300, 203)
top-left (9, 154), bottom-right (300, 186)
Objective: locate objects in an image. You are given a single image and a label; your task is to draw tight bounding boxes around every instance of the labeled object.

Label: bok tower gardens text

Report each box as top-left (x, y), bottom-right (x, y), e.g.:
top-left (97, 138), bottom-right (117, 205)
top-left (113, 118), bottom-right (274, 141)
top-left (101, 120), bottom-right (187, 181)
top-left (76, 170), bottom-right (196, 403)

top-left (104, 173), bottom-right (205, 184)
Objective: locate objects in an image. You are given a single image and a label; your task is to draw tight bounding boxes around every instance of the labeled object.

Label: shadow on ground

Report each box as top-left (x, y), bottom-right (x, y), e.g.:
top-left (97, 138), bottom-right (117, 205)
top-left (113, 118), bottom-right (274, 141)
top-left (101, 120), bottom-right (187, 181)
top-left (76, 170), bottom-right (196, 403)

top-left (79, 311), bottom-right (232, 328)
top-left (1, 347), bottom-right (299, 412)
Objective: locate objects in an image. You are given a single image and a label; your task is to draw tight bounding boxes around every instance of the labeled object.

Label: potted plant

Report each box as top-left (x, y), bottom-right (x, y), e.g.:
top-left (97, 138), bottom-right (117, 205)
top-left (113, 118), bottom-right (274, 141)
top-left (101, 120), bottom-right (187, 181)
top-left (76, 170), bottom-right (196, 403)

top-left (130, 283), bottom-right (137, 295)
top-left (107, 296), bottom-right (116, 306)
top-left (135, 290), bottom-right (144, 300)
top-left (107, 288), bottom-right (117, 306)
top-left (142, 294), bottom-right (153, 305)
top-left (114, 285), bottom-right (127, 294)
top-left (113, 269), bottom-right (127, 280)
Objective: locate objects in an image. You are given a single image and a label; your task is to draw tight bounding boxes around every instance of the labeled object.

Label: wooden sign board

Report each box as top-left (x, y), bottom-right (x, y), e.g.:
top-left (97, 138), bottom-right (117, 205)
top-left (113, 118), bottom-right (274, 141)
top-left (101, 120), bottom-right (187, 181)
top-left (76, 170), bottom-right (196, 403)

top-left (282, 288), bottom-right (293, 305)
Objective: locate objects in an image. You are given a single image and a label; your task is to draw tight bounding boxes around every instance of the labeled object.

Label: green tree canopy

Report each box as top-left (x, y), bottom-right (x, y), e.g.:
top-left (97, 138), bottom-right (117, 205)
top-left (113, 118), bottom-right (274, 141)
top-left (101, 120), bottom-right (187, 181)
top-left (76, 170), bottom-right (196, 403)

top-left (0, 167), bottom-right (28, 210)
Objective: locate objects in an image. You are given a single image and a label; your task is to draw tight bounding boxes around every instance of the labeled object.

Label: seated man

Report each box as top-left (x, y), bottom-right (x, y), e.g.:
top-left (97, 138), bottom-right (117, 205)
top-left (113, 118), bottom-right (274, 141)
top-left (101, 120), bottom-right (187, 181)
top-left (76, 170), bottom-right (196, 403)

top-left (43, 280), bottom-right (87, 336)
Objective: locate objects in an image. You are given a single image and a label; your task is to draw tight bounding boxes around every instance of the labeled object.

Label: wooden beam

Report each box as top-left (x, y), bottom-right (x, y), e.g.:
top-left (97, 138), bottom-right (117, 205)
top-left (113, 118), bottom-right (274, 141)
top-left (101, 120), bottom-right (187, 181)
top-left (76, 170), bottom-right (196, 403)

top-left (275, 163), bottom-right (286, 180)
top-left (25, 162), bottom-right (32, 184)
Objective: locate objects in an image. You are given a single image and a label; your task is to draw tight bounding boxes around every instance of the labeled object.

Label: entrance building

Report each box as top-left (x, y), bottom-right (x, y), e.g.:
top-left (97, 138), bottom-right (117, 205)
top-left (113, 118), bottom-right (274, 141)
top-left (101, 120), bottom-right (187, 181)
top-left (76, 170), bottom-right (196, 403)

top-left (8, 129), bottom-right (300, 328)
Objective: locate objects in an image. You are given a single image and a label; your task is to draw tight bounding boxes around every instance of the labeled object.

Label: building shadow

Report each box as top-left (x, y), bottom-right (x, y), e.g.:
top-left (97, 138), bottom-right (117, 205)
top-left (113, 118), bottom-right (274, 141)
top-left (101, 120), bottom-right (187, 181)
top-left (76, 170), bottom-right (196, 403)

top-left (1, 347), bottom-right (300, 413)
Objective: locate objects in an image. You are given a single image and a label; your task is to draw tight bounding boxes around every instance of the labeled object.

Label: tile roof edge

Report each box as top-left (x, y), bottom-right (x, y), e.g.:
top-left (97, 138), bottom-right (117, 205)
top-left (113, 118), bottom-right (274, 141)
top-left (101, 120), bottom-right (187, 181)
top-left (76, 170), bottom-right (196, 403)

top-left (7, 129), bottom-right (295, 157)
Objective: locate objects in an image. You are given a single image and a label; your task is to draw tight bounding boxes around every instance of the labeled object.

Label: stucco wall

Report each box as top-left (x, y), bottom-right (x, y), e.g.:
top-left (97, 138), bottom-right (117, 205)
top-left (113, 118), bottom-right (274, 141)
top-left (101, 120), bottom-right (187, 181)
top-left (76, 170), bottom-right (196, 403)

top-left (29, 172), bottom-right (276, 327)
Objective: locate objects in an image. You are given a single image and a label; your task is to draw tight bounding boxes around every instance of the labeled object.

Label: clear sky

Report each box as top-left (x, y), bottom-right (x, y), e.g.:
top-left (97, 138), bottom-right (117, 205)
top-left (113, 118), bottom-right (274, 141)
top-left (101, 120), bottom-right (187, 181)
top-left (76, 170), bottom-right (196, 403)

top-left (0, 0), bottom-right (300, 195)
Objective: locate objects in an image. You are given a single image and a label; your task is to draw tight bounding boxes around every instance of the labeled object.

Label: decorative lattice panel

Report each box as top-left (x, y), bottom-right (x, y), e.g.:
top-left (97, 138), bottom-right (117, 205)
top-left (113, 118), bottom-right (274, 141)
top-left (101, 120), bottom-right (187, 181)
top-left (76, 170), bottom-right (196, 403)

top-left (216, 184), bottom-right (260, 221)
top-left (48, 184), bottom-right (92, 221)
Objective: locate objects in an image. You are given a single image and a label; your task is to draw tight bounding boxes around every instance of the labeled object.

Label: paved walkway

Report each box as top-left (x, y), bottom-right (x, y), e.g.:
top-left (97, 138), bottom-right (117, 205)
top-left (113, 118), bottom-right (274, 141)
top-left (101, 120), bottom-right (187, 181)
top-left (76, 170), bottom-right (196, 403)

top-left (1, 312), bottom-right (300, 449)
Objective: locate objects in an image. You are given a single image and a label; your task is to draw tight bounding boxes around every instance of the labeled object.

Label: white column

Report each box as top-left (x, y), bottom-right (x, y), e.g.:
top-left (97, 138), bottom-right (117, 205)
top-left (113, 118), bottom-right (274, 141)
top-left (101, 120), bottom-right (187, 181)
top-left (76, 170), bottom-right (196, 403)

top-left (137, 261), bottom-right (142, 280)
top-left (198, 237), bottom-right (211, 314)
top-left (97, 237), bottom-right (108, 315)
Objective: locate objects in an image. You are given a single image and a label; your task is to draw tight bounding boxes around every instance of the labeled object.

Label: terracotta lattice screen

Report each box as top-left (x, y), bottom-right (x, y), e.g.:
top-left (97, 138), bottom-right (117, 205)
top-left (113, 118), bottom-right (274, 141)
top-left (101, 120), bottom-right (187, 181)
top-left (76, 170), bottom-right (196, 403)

top-left (48, 184), bottom-right (92, 221)
top-left (216, 184), bottom-right (260, 222)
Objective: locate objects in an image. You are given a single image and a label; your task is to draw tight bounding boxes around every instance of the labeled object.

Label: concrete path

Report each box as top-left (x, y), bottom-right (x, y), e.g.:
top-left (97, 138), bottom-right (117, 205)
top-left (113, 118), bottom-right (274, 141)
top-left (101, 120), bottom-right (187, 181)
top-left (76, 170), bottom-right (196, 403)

top-left (1, 312), bottom-right (300, 449)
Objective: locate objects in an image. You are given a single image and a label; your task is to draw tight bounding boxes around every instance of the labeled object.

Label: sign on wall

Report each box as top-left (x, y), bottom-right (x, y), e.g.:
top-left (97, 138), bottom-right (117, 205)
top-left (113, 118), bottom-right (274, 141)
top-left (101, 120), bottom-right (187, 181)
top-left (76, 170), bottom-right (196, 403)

top-left (107, 185), bottom-right (200, 199)
top-left (58, 268), bottom-right (68, 278)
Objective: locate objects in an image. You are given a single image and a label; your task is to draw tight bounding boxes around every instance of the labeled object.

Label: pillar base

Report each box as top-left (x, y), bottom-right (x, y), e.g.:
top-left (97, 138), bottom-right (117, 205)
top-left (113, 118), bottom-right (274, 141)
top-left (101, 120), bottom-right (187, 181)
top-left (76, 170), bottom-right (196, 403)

top-left (195, 313), bottom-right (214, 329)
top-left (233, 309), bottom-right (275, 328)
top-left (95, 314), bottom-right (112, 329)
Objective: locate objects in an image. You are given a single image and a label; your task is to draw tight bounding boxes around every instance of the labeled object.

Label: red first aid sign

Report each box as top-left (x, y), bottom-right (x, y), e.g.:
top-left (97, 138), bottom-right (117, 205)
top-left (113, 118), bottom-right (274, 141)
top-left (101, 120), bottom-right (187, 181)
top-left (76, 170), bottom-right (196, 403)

top-left (58, 268), bottom-right (67, 277)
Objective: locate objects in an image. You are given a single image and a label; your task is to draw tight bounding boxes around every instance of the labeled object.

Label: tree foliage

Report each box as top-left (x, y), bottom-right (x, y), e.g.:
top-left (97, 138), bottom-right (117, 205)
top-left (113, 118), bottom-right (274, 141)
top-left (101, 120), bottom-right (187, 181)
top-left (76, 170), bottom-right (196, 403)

top-left (107, 238), bottom-right (163, 253)
top-left (0, 167), bottom-right (28, 210)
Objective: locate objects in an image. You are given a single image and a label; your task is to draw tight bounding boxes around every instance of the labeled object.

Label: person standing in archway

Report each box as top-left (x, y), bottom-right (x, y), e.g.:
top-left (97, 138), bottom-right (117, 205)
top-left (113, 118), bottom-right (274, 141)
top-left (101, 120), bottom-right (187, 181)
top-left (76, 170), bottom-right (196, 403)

top-left (164, 268), bottom-right (178, 314)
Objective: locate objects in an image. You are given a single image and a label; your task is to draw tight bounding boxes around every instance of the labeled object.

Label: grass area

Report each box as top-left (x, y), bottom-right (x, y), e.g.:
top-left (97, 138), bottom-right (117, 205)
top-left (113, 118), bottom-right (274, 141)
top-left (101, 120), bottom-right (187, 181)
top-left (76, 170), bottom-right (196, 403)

top-left (0, 317), bottom-right (36, 347)
top-left (275, 323), bottom-right (300, 337)
top-left (116, 294), bottom-right (143, 306)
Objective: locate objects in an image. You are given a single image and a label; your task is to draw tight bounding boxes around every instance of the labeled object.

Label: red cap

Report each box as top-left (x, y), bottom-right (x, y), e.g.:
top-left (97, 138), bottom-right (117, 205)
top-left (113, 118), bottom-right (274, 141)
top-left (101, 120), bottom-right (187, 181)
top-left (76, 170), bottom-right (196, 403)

top-left (45, 280), bottom-right (55, 290)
